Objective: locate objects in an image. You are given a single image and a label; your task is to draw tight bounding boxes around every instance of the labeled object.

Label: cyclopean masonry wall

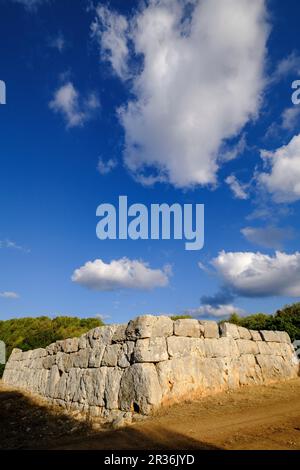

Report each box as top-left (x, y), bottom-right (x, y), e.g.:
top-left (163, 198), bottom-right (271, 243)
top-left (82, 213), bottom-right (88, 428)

top-left (2, 316), bottom-right (299, 426)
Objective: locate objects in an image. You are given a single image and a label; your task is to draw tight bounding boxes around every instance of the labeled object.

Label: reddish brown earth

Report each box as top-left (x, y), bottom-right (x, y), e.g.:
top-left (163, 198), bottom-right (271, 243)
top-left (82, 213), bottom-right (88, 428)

top-left (1, 378), bottom-right (300, 450)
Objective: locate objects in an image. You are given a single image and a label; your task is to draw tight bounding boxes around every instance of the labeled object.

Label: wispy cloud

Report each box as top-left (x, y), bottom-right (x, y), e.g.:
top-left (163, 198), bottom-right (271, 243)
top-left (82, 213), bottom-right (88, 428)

top-left (49, 82), bottom-right (100, 129)
top-left (11, 0), bottom-right (48, 11)
top-left (0, 291), bottom-right (19, 299)
top-left (97, 157), bottom-right (117, 175)
top-left (225, 175), bottom-right (249, 200)
top-left (241, 225), bottom-right (294, 249)
top-left (0, 239), bottom-right (30, 253)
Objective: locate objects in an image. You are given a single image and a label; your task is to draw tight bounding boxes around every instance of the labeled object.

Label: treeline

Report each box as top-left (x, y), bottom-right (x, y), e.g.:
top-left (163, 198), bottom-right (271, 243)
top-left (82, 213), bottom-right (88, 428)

top-left (228, 303), bottom-right (300, 342)
top-left (0, 316), bottom-right (103, 376)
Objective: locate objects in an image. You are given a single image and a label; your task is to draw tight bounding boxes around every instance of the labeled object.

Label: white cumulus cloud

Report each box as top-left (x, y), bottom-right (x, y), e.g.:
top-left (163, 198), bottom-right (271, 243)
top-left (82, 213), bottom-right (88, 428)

top-left (259, 134), bottom-right (300, 202)
top-left (187, 304), bottom-right (245, 318)
top-left (211, 250), bottom-right (300, 297)
top-left (71, 257), bottom-right (170, 291)
top-left (49, 82), bottom-right (100, 129)
top-left (93, 0), bottom-right (269, 188)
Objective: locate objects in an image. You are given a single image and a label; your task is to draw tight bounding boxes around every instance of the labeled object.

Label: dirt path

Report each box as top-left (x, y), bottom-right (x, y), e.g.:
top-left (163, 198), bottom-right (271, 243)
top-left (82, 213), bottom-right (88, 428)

top-left (1, 379), bottom-right (300, 450)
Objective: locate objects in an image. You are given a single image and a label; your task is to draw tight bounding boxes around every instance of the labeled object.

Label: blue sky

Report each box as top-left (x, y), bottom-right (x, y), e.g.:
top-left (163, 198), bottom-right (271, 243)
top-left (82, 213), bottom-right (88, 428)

top-left (1, 0), bottom-right (300, 323)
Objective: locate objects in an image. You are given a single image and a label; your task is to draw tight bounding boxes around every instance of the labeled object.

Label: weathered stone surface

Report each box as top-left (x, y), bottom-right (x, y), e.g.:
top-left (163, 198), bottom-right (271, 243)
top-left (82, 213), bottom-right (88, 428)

top-left (78, 334), bottom-right (88, 350)
top-left (260, 330), bottom-right (280, 342)
top-left (238, 327), bottom-right (252, 340)
top-left (56, 352), bottom-right (73, 372)
top-left (61, 337), bottom-right (79, 353)
top-left (2, 314), bottom-right (297, 428)
top-left (236, 339), bottom-right (259, 356)
top-left (256, 354), bottom-right (298, 382)
top-left (134, 338), bottom-right (168, 363)
top-left (219, 322), bottom-right (240, 339)
top-left (204, 337), bottom-right (239, 358)
top-left (119, 363), bottom-right (162, 414)
top-left (156, 356), bottom-right (205, 399)
top-left (199, 320), bottom-right (219, 339)
top-left (88, 345), bottom-right (105, 368)
top-left (105, 367), bottom-right (123, 409)
top-left (167, 336), bottom-right (205, 358)
top-left (174, 319), bottom-right (203, 338)
top-left (118, 342), bottom-right (135, 368)
top-left (112, 324), bottom-right (128, 343)
top-left (276, 331), bottom-right (291, 344)
top-left (72, 348), bottom-right (90, 368)
top-left (102, 344), bottom-right (122, 367)
top-left (249, 330), bottom-right (262, 341)
top-left (126, 315), bottom-right (173, 340)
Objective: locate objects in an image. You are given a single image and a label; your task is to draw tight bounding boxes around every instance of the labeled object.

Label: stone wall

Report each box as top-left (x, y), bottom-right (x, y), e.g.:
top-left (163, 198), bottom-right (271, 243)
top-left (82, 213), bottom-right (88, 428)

top-left (2, 316), bottom-right (299, 426)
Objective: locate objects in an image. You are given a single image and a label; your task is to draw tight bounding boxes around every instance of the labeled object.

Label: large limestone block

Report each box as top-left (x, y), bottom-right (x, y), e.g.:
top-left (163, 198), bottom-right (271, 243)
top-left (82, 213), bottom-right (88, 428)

top-left (199, 320), bottom-right (219, 339)
top-left (102, 344), bottom-right (122, 367)
top-left (42, 355), bottom-right (56, 369)
top-left (118, 341), bottom-right (135, 368)
top-left (201, 357), bottom-right (231, 393)
top-left (276, 331), bottom-right (292, 344)
top-left (72, 348), bottom-right (90, 368)
top-left (126, 315), bottom-right (173, 340)
top-left (105, 368), bottom-right (123, 409)
top-left (173, 319), bottom-right (203, 338)
top-left (88, 325), bottom-right (117, 348)
top-left (45, 365), bottom-right (60, 398)
top-left (78, 334), bottom-right (88, 350)
top-left (65, 368), bottom-right (83, 402)
top-left (119, 363), bottom-right (162, 414)
top-left (219, 322), bottom-right (240, 339)
top-left (112, 323), bottom-right (128, 343)
top-left (257, 341), bottom-right (272, 355)
top-left (260, 330), bottom-right (280, 342)
top-left (250, 330), bottom-right (262, 341)
top-left (236, 339), bottom-right (259, 355)
top-left (167, 336), bottom-right (205, 358)
top-left (204, 337), bottom-right (239, 358)
top-left (234, 354), bottom-right (263, 386)
top-left (156, 356), bottom-right (205, 399)
top-left (134, 337), bottom-right (168, 363)
top-left (56, 352), bottom-right (73, 372)
top-left (238, 327), bottom-right (252, 340)
top-left (32, 348), bottom-right (47, 359)
top-left (88, 345), bottom-right (105, 368)
top-left (79, 368), bottom-right (108, 406)
top-left (61, 337), bottom-right (79, 353)
top-left (256, 354), bottom-right (298, 381)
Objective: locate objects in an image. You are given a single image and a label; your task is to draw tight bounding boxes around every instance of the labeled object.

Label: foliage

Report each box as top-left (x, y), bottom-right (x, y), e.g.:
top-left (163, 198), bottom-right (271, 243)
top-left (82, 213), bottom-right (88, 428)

top-left (228, 303), bottom-right (300, 341)
top-left (0, 316), bottom-right (104, 377)
top-left (170, 315), bottom-right (192, 321)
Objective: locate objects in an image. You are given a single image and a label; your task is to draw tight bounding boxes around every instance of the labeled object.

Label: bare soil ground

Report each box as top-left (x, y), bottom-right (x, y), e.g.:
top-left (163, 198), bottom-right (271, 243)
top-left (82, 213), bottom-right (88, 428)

top-left (1, 379), bottom-right (300, 450)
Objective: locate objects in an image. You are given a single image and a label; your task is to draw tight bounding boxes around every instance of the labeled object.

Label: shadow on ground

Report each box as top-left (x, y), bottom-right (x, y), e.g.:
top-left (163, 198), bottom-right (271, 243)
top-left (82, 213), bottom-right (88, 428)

top-left (0, 387), bottom-right (220, 450)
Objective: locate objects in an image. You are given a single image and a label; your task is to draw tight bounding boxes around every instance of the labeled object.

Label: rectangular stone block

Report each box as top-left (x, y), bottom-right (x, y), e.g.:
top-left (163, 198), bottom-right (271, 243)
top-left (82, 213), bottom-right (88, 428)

top-left (204, 337), bottom-right (239, 358)
top-left (238, 327), bottom-right (252, 340)
top-left (167, 336), bottom-right (205, 359)
top-left (199, 320), bottom-right (219, 338)
top-left (134, 337), bottom-right (168, 363)
top-left (236, 339), bottom-right (259, 355)
top-left (249, 330), bottom-right (262, 341)
top-left (260, 330), bottom-right (280, 342)
top-left (174, 319), bottom-right (203, 337)
top-left (219, 322), bottom-right (240, 339)
top-left (102, 344), bottom-right (122, 367)
top-left (126, 315), bottom-right (173, 340)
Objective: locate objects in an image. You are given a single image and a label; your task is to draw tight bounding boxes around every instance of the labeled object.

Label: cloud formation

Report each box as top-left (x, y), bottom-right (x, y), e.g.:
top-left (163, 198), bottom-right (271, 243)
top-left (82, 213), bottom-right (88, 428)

top-left (211, 250), bottom-right (300, 297)
top-left (241, 226), bottom-right (294, 249)
top-left (12, 0), bottom-right (47, 10)
top-left (225, 175), bottom-right (249, 200)
top-left (49, 82), bottom-right (100, 129)
top-left (71, 257), bottom-right (170, 291)
top-left (187, 303), bottom-right (245, 318)
top-left (93, 0), bottom-right (269, 188)
top-left (0, 291), bottom-right (19, 299)
top-left (259, 134), bottom-right (300, 202)
top-left (97, 157), bottom-right (117, 175)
